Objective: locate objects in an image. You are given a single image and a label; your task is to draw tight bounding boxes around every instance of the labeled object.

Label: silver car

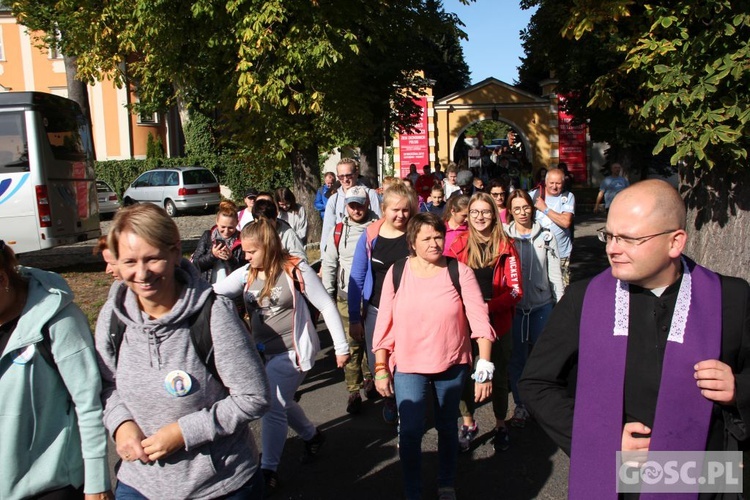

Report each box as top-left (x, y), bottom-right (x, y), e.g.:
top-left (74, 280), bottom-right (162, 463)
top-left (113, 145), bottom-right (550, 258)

top-left (96, 180), bottom-right (120, 218)
top-left (122, 166), bottom-right (221, 217)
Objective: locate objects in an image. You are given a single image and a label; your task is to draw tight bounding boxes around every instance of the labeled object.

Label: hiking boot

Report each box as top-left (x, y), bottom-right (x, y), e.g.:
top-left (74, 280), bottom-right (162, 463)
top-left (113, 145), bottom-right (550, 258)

top-left (382, 397), bottom-right (398, 425)
top-left (262, 469), bottom-right (280, 498)
top-left (458, 423), bottom-right (479, 453)
top-left (493, 426), bottom-right (510, 452)
top-left (510, 404), bottom-right (529, 428)
top-left (346, 392), bottom-right (363, 414)
top-left (437, 487), bottom-right (457, 500)
top-left (300, 428), bottom-right (326, 463)
top-left (363, 377), bottom-right (379, 400)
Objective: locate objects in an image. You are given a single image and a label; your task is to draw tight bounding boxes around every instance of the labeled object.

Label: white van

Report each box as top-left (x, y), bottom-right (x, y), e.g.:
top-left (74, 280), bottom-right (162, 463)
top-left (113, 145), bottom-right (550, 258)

top-left (0, 92), bottom-right (100, 254)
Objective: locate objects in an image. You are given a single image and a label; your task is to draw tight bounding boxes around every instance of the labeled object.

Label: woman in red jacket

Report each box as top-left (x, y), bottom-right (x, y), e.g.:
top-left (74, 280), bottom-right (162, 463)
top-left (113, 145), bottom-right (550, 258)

top-left (446, 191), bottom-right (523, 454)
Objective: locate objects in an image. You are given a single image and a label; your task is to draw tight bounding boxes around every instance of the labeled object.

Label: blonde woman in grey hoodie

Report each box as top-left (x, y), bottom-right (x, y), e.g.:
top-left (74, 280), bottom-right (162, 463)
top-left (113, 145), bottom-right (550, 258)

top-left (96, 204), bottom-right (270, 499)
top-left (504, 189), bottom-right (564, 428)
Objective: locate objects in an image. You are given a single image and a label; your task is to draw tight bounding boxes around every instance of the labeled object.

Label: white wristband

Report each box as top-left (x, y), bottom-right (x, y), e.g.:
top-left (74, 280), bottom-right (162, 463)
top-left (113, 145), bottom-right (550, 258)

top-left (472, 358), bottom-right (495, 383)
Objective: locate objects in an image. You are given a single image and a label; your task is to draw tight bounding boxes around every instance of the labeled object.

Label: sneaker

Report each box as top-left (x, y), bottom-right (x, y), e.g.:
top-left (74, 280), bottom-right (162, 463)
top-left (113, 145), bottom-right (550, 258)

top-left (261, 469), bottom-right (280, 497)
top-left (363, 377), bottom-right (379, 400)
top-left (510, 405), bottom-right (529, 428)
top-left (493, 426), bottom-right (510, 452)
top-left (346, 392), bottom-right (363, 414)
top-left (382, 397), bottom-right (398, 425)
top-left (437, 487), bottom-right (457, 500)
top-left (300, 428), bottom-right (326, 463)
top-left (458, 423), bottom-right (479, 452)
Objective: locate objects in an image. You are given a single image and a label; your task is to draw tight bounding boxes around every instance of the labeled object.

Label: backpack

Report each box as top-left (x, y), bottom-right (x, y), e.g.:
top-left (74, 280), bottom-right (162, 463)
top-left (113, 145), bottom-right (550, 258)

top-left (107, 292), bottom-right (221, 384)
top-left (391, 256), bottom-right (462, 297)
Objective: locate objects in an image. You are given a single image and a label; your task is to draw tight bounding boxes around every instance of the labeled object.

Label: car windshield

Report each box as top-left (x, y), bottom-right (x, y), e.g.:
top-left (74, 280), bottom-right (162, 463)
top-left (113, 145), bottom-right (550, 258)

top-left (182, 169), bottom-right (216, 185)
top-left (96, 181), bottom-right (112, 192)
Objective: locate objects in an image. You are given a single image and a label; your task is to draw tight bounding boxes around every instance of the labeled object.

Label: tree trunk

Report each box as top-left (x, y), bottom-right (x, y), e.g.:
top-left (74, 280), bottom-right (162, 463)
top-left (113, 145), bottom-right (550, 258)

top-left (681, 166), bottom-right (750, 283)
top-left (358, 144), bottom-right (379, 188)
top-left (288, 146), bottom-right (322, 245)
top-left (64, 55), bottom-right (95, 156)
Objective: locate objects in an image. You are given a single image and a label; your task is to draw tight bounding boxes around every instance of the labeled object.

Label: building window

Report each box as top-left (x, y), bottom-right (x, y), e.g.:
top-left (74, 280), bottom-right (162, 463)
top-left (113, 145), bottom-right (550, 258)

top-left (137, 111), bottom-right (160, 125)
top-left (0, 26), bottom-right (5, 61)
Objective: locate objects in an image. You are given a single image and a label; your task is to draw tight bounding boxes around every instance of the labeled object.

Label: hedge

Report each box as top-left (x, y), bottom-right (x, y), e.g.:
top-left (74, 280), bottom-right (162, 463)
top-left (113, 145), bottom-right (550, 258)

top-left (95, 154), bottom-right (292, 204)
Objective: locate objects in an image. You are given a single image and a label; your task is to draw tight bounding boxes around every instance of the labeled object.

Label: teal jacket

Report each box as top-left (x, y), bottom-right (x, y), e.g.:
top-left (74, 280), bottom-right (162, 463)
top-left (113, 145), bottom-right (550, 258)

top-left (0, 267), bottom-right (110, 499)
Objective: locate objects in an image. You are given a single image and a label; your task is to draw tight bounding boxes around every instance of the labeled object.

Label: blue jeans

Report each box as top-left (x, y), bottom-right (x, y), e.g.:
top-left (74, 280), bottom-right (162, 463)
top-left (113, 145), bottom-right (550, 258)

top-left (394, 364), bottom-right (469, 500)
top-left (509, 302), bottom-right (554, 404)
top-left (115, 466), bottom-right (264, 499)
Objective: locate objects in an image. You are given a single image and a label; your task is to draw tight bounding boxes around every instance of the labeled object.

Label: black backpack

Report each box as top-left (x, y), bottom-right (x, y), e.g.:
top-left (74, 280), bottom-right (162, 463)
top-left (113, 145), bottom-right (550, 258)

top-left (391, 256), bottom-right (462, 298)
top-left (107, 292), bottom-right (221, 384)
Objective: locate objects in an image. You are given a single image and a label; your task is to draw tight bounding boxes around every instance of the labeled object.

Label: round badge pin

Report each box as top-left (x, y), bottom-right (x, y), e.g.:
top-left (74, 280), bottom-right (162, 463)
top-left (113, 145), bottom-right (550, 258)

top-left (12, 345), bottom-right (36, 365)
top-left (164, 370), bottom-right (192, 397)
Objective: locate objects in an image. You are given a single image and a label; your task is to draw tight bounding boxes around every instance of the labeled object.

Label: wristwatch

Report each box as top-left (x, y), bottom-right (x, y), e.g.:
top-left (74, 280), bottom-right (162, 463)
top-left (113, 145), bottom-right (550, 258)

top-left (543, 208), bottom-right (550, 215)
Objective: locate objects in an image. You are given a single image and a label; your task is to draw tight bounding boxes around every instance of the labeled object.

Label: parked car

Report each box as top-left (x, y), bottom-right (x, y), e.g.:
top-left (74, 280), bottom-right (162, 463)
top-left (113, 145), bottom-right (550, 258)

top-left (122, 166), bottom-right (221, 217)
top-left (96, 180), bottom-right (120, 218)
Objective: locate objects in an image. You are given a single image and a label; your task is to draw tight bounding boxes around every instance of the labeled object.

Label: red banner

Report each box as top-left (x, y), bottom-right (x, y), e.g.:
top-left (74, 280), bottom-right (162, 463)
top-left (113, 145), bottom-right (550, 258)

top-left (557, 96), bottom-right (588, 184)
top-left (399, 97), bottom-right (430, 178)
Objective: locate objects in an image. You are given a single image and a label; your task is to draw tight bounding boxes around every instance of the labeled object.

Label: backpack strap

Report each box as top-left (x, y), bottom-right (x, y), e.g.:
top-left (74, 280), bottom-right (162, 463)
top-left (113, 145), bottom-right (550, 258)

top-left (392, 256), bottom-right (461, 297)
top-left (333, 222), bottom-right (344, 251)
top-left (38, 324), bottom-right (58, 375)
top-left (391, 257), bottom-right (408, 294)
top-left (108, 292), bottom-right (221, 385)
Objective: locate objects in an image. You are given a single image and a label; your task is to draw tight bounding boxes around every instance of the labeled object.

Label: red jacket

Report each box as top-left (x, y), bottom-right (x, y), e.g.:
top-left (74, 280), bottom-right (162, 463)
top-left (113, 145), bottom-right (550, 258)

top-left (446, 232), bottom-right (523, 336)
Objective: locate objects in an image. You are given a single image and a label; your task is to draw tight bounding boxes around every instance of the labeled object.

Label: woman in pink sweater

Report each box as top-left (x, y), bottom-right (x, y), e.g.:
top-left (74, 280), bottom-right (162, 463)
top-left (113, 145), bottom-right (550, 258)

top-left (372, 213), bottom-right (495, 500)
top-left (441, 194), bottom-right (469, 256)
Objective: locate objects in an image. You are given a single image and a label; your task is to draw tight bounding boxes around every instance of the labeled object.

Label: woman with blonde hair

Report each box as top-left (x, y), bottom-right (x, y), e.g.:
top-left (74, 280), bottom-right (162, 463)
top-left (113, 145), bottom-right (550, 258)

top-left (96, 204), bottom-right (269, 499)
top-left (348, 183), bottom-right (417, 424)
top-left (446, 191), bottom-right (523, 453)
top-left (214, 217), bottom-right (350, 495)
top-left (191, 200), bottom-right (246, 284)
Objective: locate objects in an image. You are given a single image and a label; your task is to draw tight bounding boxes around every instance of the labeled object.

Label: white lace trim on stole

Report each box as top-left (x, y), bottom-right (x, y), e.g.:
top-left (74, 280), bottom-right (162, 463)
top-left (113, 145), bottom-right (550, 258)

top-left (612, 257), bottom-right (691, 344)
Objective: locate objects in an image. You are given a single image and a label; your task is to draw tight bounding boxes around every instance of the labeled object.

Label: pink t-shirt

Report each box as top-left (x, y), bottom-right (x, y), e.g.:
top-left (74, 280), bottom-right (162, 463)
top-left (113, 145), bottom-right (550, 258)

top-left (372, 259), bottom-right (495, 374)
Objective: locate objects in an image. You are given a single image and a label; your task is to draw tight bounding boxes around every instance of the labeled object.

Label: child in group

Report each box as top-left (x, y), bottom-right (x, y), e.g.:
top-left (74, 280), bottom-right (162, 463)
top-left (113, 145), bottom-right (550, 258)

top-left (420, 185), bottom-right (446, 216)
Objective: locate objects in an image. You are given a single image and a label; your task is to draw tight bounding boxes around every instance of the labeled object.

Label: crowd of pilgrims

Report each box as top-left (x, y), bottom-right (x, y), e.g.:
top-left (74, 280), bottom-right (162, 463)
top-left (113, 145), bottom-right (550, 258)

top-left (0, 157), bottom-right (567, 500)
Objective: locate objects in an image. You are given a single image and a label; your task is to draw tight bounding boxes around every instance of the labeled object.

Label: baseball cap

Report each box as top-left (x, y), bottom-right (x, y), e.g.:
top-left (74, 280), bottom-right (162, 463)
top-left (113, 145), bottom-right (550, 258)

top-left (456, 170), bottom-right (474, 187)
top-left (345, 185), bottom-right (368, 206)
top-left (244, 188), bottom-right (259, 199)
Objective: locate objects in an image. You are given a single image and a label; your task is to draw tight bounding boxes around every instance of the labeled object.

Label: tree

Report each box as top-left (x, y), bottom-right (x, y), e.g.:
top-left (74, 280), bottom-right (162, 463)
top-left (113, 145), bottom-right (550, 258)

top-left (12, 0), bottom-right (472, 242)
top-left (521, 0), bottom-right (750, 280)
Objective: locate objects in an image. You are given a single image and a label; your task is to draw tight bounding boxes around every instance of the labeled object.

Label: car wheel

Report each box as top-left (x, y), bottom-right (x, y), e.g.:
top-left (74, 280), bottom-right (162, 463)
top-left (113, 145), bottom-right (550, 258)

top-left (123, 197), bottom-right (137, 207)
top-left (164, 199), bottom-right (178, 217)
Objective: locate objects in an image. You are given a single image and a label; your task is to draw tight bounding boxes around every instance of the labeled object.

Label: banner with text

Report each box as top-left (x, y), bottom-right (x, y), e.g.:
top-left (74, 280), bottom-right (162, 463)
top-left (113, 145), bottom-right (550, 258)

top-left (557, 95), bottom-right (588, 184)
top-left (399, 97), bottom-right (430, 178)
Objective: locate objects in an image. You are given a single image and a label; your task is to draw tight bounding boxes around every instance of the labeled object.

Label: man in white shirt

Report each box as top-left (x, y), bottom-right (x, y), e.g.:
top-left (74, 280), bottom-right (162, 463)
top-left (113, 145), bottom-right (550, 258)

top-left (530, 168), bottom-right (575, 287)
top-left (321, 158), bottom-right (381, 252)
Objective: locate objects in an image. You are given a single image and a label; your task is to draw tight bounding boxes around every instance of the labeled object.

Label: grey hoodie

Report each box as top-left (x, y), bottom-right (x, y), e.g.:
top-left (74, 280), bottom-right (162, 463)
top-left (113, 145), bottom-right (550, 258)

top-left (95, 259), bottom-right (270, 499)
top-left (505, 221), bottom-right (565, 310)
top-left (320, 210), bottom-right (379, 299)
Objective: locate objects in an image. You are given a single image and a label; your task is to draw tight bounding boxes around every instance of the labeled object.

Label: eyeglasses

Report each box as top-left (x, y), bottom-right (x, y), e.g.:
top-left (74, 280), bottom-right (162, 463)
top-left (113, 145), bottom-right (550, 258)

top-left (469, 209), bottom-right (493, 218)
top-left (337, 173), bottom-right (355, 181)
top-left (511, 206), bottom-right (532, 214)
top-left (490, 191), bottom-right (507, 198)
top-left (596, 228), bottom-right (678, 247)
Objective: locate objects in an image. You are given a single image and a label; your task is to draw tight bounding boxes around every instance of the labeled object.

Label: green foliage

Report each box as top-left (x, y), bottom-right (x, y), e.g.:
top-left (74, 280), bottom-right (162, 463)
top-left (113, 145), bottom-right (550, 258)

top-left (183, 111), bottom-right (217, 157)
top-left (95, 153), bottom-right (291, 203)
top-left (465, 120), bottom-right (511, 143)
top-left (565, 0), bottom-right (750, 171)
top-left (146, 133), bottom-right (165, 159)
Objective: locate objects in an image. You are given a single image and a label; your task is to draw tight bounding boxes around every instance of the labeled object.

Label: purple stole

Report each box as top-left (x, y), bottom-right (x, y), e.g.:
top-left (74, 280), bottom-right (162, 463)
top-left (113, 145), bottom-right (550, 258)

top-left (569, 258), bottom-right (722, 499)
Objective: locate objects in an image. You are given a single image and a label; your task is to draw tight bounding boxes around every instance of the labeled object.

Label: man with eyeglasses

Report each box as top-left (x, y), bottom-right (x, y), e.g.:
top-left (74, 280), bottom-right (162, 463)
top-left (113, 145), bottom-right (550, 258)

top-left (321, 158), bottom-right (382, 252)
top-left (530, 168), bottom-right (575, 287)
top-left (519, 180), bottom-right (750, 498)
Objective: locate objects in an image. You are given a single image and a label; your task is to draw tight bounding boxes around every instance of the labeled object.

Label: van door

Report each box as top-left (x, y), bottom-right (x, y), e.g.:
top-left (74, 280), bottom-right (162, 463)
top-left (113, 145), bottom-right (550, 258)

top-left (0, 111), bottom-right (38, 253)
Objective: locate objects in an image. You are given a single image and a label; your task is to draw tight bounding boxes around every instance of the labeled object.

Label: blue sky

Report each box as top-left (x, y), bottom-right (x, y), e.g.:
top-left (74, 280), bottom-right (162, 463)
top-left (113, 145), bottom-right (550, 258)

top-left (442, 0), bottom-right (537, 85)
